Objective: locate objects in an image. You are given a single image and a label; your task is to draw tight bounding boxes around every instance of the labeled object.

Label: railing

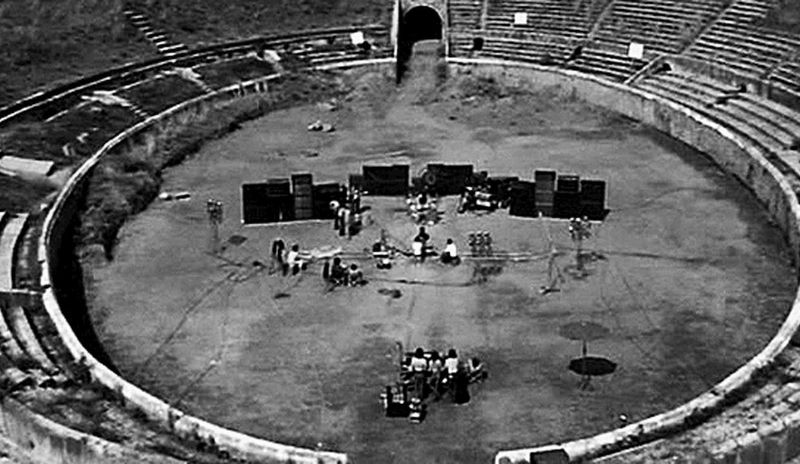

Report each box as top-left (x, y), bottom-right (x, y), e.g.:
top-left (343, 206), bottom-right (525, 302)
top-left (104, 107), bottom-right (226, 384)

top-left (0, 25), bottom-right (387, 127)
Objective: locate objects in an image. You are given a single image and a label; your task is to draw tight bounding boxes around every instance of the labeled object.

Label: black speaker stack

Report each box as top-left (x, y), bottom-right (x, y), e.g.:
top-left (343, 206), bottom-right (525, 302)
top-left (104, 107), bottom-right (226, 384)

top-left (486, 176), bottom-right (519, 205)
top-left (291, 173), bottom-right (314, 220)
top-left (554, 174), bottom-right (581, 219)
top-left (313, 182), bottom-right (344, 219)
top-left (580, 179), bottom-right (607, 220)
top-left (534, 170), bottom-right (556, 217)
top-left (362, 165), bottom-right (409, 196)
top-left (506, 171), bottom-right (607, 220)
top-left (241, 178), bottom-right (294, 224)
top-left (426, 163), bottom-right (475, 195)
top-left (241, 164), bottom-right (607, 225)
top-left (509, 180), bottom-right (537, 217)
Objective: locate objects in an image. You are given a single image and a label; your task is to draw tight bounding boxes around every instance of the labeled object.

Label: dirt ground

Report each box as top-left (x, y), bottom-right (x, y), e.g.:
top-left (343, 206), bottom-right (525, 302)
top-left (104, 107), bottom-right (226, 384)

top-left (86, 55), bottom-right (797, 464)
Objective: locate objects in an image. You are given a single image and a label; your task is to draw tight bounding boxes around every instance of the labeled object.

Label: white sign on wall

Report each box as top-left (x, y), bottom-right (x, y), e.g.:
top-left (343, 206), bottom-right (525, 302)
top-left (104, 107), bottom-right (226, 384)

top-left (350, 31), bottom-right (365, 46)
top-left (628, 42), bottom-right (644, 59)
top-left (514, 12), bottom-right (528, 25)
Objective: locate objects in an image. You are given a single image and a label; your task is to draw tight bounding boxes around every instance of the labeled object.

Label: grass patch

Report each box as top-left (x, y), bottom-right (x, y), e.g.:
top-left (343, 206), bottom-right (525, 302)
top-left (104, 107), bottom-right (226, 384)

top-left (0, 0), bottom-right (157, 108)
top-left (136, 0), bottom-right (393, 46)
top-left (119, 75), bottom-right (207, 115)
top-left (1, 103), bottom-right (140, 168)
top-left (761, 0), bottom-right (800, 33)
top-left (79, 72), bottom-right (345, 259)
top-left (195, 57), bottom-right (277, 90)
top-left (0, 175), bottom-right (54, 212)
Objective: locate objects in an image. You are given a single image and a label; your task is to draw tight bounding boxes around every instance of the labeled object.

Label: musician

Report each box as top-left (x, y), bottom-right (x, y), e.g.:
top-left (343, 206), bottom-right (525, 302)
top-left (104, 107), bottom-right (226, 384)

top-left (410, 347), bottom-right (429, 399)
top-left (440, 238), bottom-right (459, 265)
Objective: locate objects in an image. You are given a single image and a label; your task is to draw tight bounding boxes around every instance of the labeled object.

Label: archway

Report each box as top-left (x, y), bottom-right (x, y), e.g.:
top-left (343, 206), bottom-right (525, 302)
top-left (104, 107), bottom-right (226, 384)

top-left (402, 5), bottom-right (443, 43)
top-left (397, 6), bottom-right (444, 81)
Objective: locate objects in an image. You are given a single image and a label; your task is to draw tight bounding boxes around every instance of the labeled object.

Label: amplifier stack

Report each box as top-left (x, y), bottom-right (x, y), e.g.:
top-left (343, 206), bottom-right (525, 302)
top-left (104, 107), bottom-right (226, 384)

top-left (362, 165), bottom-right (409, 196)
top-left (241, 179), bottom-right (294, 225)
top-left (292, 173), bottom-right (314, 220)
top-left (313, 182), bottom-right (344, 219)
top-left (554, 174), bottom-right (581, 219)
top-left (534, 170), bottom-right (556, 217)
top-left (580, 179), bottom-right (607, 220)
top-left (426, 164), bottom-right (475, 196)
top-left (509, 180), bottom-right (537, 217)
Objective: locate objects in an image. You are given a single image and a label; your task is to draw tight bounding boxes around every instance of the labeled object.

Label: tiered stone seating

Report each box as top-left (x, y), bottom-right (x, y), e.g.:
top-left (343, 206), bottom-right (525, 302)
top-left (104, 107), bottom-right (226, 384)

top-left (637, 72), bottom-right (800, 175)
top-left (284, 29), bottom-right (392, 67)
top-left (566, 46), bottom-right (648, 81)
top-left (478, 36), bottom-right (574, 65)
top-left (449, 34), bottom-right (478, 58)
top-left (685, 0), bottom-right (800, 80)
top-left (484, 0), bottom-right (603, 41)
top-left (449, 0), bottom-right (483, 31)
top-left (769, 58), bottom-right (800, 103)
top-left (4, 303), bottom-right (60, 375)
top-left (592, 0), bottom-right (728, 55)
top-left (118, 75), bottom-right (208, 116)
top-left (0, 213), bottom-right (28, 291)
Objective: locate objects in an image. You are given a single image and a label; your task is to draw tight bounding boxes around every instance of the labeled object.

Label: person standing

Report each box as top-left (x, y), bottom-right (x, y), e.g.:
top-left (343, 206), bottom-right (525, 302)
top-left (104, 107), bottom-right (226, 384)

top-left (330, 200), bottom-right (341, 231)
top-left (270, 238), bottom-right (286, 274)
top-left (410, 347), bottom-right (429, 400)
top-left (444, 348), bottom-right (459, 398)
top-left (428, 351), bottom-right (444, 400)
top-left (347, 264), bottom-right (363, 286)
top-left (414, 226), bottom-right (430, 262)
top-left (286, 244), bottom-right (306, 275)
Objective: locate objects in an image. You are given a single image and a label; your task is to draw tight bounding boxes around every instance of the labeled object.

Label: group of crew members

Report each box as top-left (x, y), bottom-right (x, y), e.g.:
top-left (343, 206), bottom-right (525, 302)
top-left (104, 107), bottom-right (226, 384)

top-left (330, 187), bottom-right (363, 238)
top-left (411, 226), bottom-right (459, 265)
top-left (407, 347), bottom-right (484, 402)
top-left (270, 239), bottom-right (308, 276)
top-left (407, 191), bottom-right (439, 225)
top-left (322, 257), bottom-right (364, 288)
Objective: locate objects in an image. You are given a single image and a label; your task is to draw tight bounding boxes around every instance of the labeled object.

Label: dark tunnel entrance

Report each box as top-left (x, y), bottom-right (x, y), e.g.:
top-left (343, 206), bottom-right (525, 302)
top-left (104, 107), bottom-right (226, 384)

top-left (397, 6), bottom-right (443, 81)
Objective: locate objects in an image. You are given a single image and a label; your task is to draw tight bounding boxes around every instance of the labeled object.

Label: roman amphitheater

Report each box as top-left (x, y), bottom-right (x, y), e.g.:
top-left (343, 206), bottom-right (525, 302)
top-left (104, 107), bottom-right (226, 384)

top-left (1, 0), bottom-right (800, 463)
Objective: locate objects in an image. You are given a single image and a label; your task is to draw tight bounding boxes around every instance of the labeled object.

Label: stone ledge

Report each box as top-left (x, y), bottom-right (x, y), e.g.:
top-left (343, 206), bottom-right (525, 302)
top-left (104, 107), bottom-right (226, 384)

top-left (446, 59), bottom-right (800, 464)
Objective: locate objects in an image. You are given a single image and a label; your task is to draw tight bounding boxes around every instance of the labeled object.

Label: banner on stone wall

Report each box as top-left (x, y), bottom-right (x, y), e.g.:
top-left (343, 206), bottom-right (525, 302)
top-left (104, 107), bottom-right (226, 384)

top-left (628, 42), bottom-right (644, 60)
top-left (351, 31), bottom-right (365, 46)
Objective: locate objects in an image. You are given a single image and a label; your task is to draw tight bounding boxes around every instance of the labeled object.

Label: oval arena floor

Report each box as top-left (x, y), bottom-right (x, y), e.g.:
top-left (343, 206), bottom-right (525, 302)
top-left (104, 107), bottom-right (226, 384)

top-left (86, 68), bottom-right (796, 464)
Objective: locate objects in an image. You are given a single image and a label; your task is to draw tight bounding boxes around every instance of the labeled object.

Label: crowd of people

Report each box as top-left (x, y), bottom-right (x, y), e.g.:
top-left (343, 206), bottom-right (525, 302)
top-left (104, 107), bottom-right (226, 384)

top-left (269, 239), bottom-right (309, 276)
top-left (322, 256), bottom-right (364, 288)
top-left (404, 347), bottom-right (485, 403)
top-left (330, 186), bottom-right (363, 239)
top-left (407, 191), bottom-right (440, 225)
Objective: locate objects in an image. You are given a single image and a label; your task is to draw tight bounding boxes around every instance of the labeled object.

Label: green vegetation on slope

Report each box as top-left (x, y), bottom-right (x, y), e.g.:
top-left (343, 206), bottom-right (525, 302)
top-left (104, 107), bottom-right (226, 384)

top-left (79, 72), bottom-right (345, 259)
top-left (0, 0), bottom-right (156, 108)
top-left (761, 0), bottom-right (800, 33)
top-left (134, 0), bottom-right (393, 45)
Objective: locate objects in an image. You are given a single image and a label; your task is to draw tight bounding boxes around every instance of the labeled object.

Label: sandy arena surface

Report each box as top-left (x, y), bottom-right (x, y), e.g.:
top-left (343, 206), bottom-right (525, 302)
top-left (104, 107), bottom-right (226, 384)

top-left (86, 60), bottom-right (797, 464)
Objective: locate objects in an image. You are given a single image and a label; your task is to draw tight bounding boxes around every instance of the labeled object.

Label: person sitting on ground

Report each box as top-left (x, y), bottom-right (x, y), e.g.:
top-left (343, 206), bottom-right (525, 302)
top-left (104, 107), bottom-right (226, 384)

top-left (441, 238), bottom-right (460, 265)
top-left (409, 347), bottom-right (429, 399)
top-left (347, 264), bottom-right (364, 287)
top-left (467, 357), bottom-right (487, 383)
top-left (329, 257), bottom-right (347, 286)
top-left (373, 235), bottom-right (392, 269)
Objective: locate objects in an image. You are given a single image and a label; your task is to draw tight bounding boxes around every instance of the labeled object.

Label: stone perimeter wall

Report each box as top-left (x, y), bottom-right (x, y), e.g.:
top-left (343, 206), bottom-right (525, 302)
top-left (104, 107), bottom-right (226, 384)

top-left (26, 53), bottom-right (800, 464)
top-left (444, 59), bottom-right (800, 464)
top-left (33, 58), bottom-right (392, 464)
